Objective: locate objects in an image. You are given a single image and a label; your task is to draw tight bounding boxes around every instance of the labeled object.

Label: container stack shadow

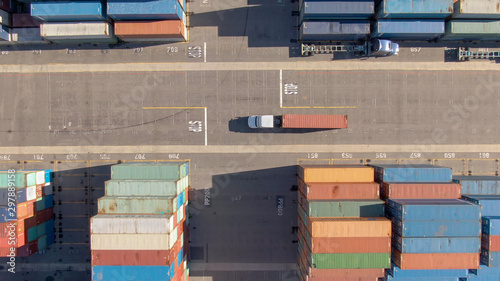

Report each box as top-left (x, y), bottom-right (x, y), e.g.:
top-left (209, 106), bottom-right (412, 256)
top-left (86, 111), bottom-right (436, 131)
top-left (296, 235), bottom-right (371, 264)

top-left (90, 162), bottom-right (190, 281)
top-left (0, 170), bottom-right (54, 257)
top-left (296, 165), bottom-right (391, 281)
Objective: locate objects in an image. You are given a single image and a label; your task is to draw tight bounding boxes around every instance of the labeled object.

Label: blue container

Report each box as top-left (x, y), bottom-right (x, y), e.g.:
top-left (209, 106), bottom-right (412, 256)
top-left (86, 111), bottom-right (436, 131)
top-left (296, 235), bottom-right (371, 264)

top-left (300, 21), bottom-right (370, 41)
top-left (107, 0), bottom-right (184, 21)
top-left (0, 190), bottom-right (7, 205)
top-left (469, 265), bottom-right (500, 276)
top-left (453, 176), bottom-right (500, 195)
top-left (481, 248), bottom-right (500, 267)
top-left (393, 236), bottom-right (480, 253)
top-left (44, 170), bottom-right (52, 183)
top-left (45, 194), bottom-right (54, 209)
top-left (0, 25), bottom-right (10, 41)
top-left (482, 216), bottom-right (500, 235)
top-left (467, 275), bottom-right (500, 281)
top-left (389, 266), bottom-right (468, 278)
top-left (300, 0), bottom-right (374, 21)
top-left (462, 195), bottom-right (500, 216)
top-left (92, 266), bottom-right (173, 281)
top-left (16, 188), bottom-right (27, 204)
top-left (45, 218), bottom-right (54, 234)
top-left (387, 199), bottom-right (481, 221)
top-left (372, 164), bottom-right (452, 183)
top-left (177, 248), bottom-right (183, 267)
top-left (387, 277), bottom-right (460, 281)
top-left (372, 20), bottom-right (445, 40)
top-left (31, 1), bottom-right (106, 21)
top-left (377, 0), bottom-right (453, 19)
top-left (392, 218), bottom-right (481, 237)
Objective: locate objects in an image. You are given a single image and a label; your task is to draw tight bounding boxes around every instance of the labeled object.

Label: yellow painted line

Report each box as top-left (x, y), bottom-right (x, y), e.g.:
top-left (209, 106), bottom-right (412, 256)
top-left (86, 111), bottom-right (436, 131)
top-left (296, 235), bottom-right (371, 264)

top-left (143, 106), bottom-right (206, 109)
top-left (282, 106), bottom-right (357, 109)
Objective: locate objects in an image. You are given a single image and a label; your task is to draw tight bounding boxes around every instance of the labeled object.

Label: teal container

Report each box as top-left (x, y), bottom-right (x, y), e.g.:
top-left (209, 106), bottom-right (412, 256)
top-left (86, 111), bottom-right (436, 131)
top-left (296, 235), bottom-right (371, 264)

top-left (98, 196), bottom-right (176, 214)
top-left (443, 20), bottom-right (500, 41)
top-left (303, 200), bottom-right (385, 217)
top-left (36, 196), bottom-right (46, 211)
top-left (111, 162), bottom-right (188, 180)
top-left (37, 234), bottom-right (47, 251)
top-left (105, 176), bottom-right (188, 196)
top-left (28, 226), bottom-right (38, 242)
top-left (0, 171), bottom-right (37, 187)
top-left (37, 221), bottom-right (47, 238)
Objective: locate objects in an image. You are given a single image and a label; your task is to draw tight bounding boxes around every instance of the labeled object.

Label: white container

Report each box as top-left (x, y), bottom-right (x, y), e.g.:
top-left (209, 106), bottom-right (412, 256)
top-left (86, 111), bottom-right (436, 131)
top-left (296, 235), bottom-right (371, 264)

top-left (35, 171), bottom-right (45, 185)
top-left (105, 176), bottom-right (188, 196)
top-left (90, 214), bottom-right (176, 234)
top-left (26, 185), bottom-right (37, 201)
top-left (91, 233), bottom-right (173, 250)
top-left (40, 21), bottom-right (114, 40)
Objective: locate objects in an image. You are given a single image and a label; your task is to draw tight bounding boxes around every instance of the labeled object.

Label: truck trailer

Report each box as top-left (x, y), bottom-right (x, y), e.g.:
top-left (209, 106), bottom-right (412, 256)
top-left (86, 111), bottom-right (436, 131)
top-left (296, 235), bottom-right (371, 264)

top-left (248, 114), bottom-right (348, 129)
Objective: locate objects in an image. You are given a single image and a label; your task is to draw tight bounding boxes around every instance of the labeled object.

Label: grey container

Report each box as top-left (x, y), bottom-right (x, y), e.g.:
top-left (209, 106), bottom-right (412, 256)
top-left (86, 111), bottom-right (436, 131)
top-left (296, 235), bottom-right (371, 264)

top-left (300, 21), bottom-right (370, 41)
top-left (442, 20), bottom-right (500, 41)
top-left (372, 20), bottom-right (445, 40)
top-left (111, 162), bottom-right (189, 180)
top-left (300, 0), bottom-right (374, 21)
top-left (376, 0), bottom-right (454, 19)
top-left (453, 176), bottom-right (500, 195)
top-left (453, 0), bottom-right (500, 19)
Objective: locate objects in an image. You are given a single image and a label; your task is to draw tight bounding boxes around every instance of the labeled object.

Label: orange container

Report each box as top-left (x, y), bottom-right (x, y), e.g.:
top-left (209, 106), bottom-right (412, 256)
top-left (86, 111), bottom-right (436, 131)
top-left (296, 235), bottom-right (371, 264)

top-left (299, 179), bottom-right (380, 200)
top-left (305, 236), bottom-right (391, 253)
top-left (16, 202), bottom-right (35, 219)
top-left (381, 182), bottom-right (461, 199)
top-left (393, 250), bottom-right (479, 269)
top-left (482, 234), bottom-right (500, 251)
top-left (115, 20), bottom-right (186, 39)
top-left (307, 217), bottom-right (391, 238)
top-left (298, 165), bottom-right (374, 183)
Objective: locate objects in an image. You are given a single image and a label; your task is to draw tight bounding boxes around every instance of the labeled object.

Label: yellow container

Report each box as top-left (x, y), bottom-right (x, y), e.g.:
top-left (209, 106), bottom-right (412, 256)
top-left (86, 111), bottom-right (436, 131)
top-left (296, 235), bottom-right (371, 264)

top-left (298, 165), bottom-right (374, 183)
top-left (307, 217), bottom-right (391, 238)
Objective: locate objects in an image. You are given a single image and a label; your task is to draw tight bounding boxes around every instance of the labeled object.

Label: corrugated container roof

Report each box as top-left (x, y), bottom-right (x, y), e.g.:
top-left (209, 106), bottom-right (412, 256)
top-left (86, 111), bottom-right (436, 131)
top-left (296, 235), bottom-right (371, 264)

top-left (40, 22), bottom-right (113, 39)
top-left (389, 266), bottom-right (468, 278)
top-left (11, 28), bottom-right (47, 43)
top-left (446, 20), bottom-right (500, 37)
top-left (307, 217), bottom-right (391, 237)
top-left (90, 214), bottom-right (175, 234)
top-left (392, 217), bottom-right (481, 237)
top-left (91, 233), bottom-right (176, 250)
top-left (454, 0), bottom-right (500, 17)
top-left (469, 265), bottom-right (500, 276)
top-left (387, 199), bottom-right (481, 220)
top-left (31, 1), bottom-right (105, 21)
top-left (111, 162), bottom-right (188, 180)
top-left (300, 21), bottom-right (370, 41)
top-left (282, 114), bottom-right (347, 129)
top-left (307, 252), bottom-right (390, 269)
top-left (393, 250), bottom-right (479, 269)
top-left (378, 0), bottom-right (453, 17)
top-left (114, 20), bottom-right (185, 39)
top-left (299, 181), bottom-right (380, 200)
top-left (374, 19), bottom-right (445, 37)
top-left (482, 216), bottom-right (500, 235)
top-left (302, 0), bottom-right (375, 15)
top-left (301, 198), bottom-right (385, 217)
top-left (393, 237), bottom-right (480, 253)
top-left (92, 265), bottom-right (174, 281)
top-left (372, 164), bottom-right (452, 182)
top-left (97, 196), bottom-right (178, 214)
top-left (107, 0), bottom-right (184, 20)
top-left (105, 177), bottom-right (188, 196)
top-left (298, 165), bottom-right (374, 183)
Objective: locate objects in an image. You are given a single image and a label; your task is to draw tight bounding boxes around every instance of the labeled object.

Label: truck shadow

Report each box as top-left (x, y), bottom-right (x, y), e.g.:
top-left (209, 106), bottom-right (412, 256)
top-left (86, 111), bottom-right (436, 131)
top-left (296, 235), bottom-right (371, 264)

top-left (228, 117), bottom-right (336, 134)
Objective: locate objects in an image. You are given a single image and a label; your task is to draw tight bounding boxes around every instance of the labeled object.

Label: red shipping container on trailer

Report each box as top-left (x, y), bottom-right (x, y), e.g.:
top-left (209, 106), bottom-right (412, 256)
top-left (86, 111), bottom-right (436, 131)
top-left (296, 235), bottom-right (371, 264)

top-left (114, 20), bottom-right (186, 39)
top-left (381, 182), bottom-right (461, 199)
top-left (298, 180), bottom-right (380, 200)
top-left (282, 114), bottom-right (348, 129)
top-left (393, 250), bottom-right (479, 269)
top-left (482, 233), bottom-right (500, 251)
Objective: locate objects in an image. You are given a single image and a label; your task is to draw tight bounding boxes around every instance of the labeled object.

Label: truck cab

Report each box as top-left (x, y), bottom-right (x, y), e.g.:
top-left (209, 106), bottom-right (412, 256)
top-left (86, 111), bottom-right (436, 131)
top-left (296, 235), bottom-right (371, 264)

top-left (370, 39), bottom-right (399, 57)
top-left (248, 115), bottom-right (274, 128)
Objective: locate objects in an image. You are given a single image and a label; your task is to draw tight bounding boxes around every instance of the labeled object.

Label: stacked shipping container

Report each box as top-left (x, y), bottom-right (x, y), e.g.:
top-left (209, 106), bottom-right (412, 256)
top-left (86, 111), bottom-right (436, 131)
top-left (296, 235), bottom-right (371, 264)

top-left (373, 164), bottom-right (481, 280)
top-left (297, 165), bottom-right (390, 281)
top-left (0, 170), bottom-right (54, 257)
top-left (90, 162), bottom-right (189, 281)
top-left (299, 0), bottom-right (374, 41)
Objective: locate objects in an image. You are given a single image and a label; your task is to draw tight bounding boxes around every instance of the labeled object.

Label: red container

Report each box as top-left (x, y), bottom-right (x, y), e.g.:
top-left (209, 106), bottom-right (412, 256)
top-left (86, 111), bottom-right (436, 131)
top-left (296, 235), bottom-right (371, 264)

top-left (299, 180), bottom-right (380, 200)
top-left (482, 233), bottom-right (500, 251)
top-left (0, 0), bottom-right (10, 12)
top-left (11, 14), bottom-right (41, 28)
top-left (36, 185), bottom-right (43, 199)
top-left (393, 250), bottom-right (479, 269)
top-left (36, 207), bottom-right (53, 224)
top-left (282, 114), bottom-right (348, 129)
top-left (381, 182), bottom-right (461, 199)
top-left (24, 215), bottom-right (37, 230)
top-left (114, 20), bottom-right (186, 39)
top-left (92, 249), bottom-right (177, 266)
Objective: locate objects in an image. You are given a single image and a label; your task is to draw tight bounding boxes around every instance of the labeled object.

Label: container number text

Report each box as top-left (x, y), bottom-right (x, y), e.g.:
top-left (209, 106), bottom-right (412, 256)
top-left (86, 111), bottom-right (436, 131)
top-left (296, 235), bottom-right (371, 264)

top-left (135, 154), bottom-right (146, 160)
top-left (444, 153), bottom-right (456, 159)
top-left (376, 153), bottom-right (387, 159)
top-left (167, 47), bottom-right (178, 53)
top-left (169, 154), bottom-right (180, 159)
top-left (66, 154), bottom-right (78, 160)
top-left (410, 48), bottom-right (421, 53)
top-left (308, 153), bottom-right (318, 159)
top-left (99, 154), bottom-right (111, 160)
top-left (479, 153), bottom-right (490, 159)
top-left (0, 155), bottom-right (10, 160)
top-left (410, 153), bottom-right (421, 159)
top-left (33, 154), bottom-right (44, 160)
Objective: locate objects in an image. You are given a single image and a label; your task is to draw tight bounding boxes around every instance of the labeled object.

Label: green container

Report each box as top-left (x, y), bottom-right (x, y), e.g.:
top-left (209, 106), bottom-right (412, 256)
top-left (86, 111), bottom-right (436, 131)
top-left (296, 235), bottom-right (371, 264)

top-left (27, 226), bottom-right (38, 242)
top-left (36, 196), bottom-right (46, 212)
top-left (37, 234), bottom-right (47, 251)
top-left (37, 222), bottom-right (47, 238)
top-left (111, 162), bottom-right (188, 181)
top-left (0, 171), bottom-right (37, 188)
top-left (311, 253), bottom-right (391, 269)
top-left (444, 20), bottom-right (500, 41)
top-left (304, 200), bottom-right (385, 217)
top-left (98, 196), bottom-right (176, 214)
top-left (105, 176), bottom-right (188, 196)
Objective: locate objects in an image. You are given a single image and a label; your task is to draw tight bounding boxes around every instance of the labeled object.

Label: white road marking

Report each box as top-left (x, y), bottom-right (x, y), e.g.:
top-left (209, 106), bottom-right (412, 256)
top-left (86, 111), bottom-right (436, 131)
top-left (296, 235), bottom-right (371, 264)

top-left (204, 107), bottom-right (208, 146)
top-left (204, 42), bottom-right (207, 63)
top-left (279, 69), bottom-right (283, 108)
